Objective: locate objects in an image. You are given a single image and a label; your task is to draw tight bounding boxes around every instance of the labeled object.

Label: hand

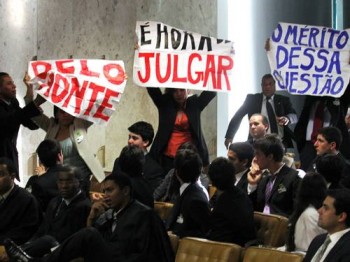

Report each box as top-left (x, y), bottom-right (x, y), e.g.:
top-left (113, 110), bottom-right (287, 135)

top-left (277, 116), bottom-right (289, 126)
top-left (224, 138), bottom-right (232, 149)
top-left (88, 199), bottom-right (109, 221)
top-left (23, 71), bottom-right (32, 87)
top-left (247, 157), bottom-right (263, 185)
top-left (34, 164), bottom-right (46, 175)
top-left (264, 38), bottom-right (271, 51)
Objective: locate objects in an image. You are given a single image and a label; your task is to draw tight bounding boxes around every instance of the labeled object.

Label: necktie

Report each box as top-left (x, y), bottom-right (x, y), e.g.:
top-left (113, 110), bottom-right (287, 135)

top-left (311, 101), bottom-right (324, 143)
top-left (312, 235), bottom-right (331, 262)
top-left (265, 174), bottom-right (277, 203)
top-left (266, 97), bottom-right (278, 134)
top-left (55, 200), bottom-right (68, 217)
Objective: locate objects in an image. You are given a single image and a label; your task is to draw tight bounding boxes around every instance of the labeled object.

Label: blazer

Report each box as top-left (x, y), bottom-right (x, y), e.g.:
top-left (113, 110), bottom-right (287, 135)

top-left (225, 93), bottom-right (297, 147)
top-left (147, 88), bottom-right (216, 166)
top-left (303, 231), bottom-right (350, 262)
top-left (255, 165), bottom-right (300, 217)
top-left (32, 114), bottom-right (105, 182)
top-left (0, 99), bottom-right (40, 178)
top-left (294, 90), bottom-right (350, 159)
top-left (235, 169), bottom-right (249, 194)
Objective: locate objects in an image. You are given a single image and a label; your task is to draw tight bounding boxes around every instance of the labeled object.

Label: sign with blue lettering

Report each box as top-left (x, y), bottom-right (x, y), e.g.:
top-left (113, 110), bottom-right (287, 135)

top-left (267, 22), bottom-right (350, 97)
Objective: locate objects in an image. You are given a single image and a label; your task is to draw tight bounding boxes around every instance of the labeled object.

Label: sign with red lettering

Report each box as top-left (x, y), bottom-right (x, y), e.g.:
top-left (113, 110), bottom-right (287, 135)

top-left (28, 59), bottom-right (127, 124)
top-left (267, 22), bottom-right (350, 97)
top-left (133, 21), bottom-right (235, 92)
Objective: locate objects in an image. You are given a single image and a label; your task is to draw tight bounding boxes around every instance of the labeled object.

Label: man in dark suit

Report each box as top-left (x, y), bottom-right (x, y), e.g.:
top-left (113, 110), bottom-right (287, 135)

top-left (0, 72), bottom-right (41, 179)
top-left (112, 121), bottom-right (164, 193)
top-left (227, 142), bottom-right (254, 194)
top-left (225, 74), bottom-right (297, 149)
top-left (247, 134), bottom-right (300, 217)
top-left (26, 139), bottom-right (63, 211)
top-left (294, 85), bottom-right (350, 170)
top-left (166, 149), bottom-right (210, 238)
top-left (303, 189), bottom-right (350, 262)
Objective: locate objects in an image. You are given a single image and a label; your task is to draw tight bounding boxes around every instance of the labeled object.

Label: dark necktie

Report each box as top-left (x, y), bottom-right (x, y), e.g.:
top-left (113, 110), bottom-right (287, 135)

top-left (311, 101), bottom-right (324, 143)
top-left (265, 174), bottom-right (277, 203)
top-left (266, 97), bottom-right (278, 134)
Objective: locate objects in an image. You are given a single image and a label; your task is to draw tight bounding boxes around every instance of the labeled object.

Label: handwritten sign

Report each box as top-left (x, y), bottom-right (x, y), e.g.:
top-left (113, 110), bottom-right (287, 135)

top-left (28, 59), bottom-right (126, 124)
top-left (133, 21), bottom-right (234, 92)
top-left (267, 22), bottom-right (350, 97)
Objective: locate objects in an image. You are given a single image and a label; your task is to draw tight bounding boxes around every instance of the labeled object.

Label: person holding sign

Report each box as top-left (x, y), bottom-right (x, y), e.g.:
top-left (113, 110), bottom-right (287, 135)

top-left (224, 74), bottom-right (298, 150)
top-left (24, 73), bottom-right (105, 195)
top-left (147, 87), bottom-right (216, 173)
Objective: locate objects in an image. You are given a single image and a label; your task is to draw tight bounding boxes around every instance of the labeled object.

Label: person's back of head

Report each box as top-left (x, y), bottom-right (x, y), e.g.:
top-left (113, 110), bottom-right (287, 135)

top-left (128, 121), bottom-right (154, 147)
top-left (253, 133), bottom-right (284, 162)
top-left (229, 142), bottom-right (254, 168)
top-left (36, 139), bottom-right (62, 168)
top-left (208, 157), bottom-right (235, 191)
top-left (315, 153), bottom-right (344, 186)
top-left (174, 149), bottom-right (202, 184)
top-left (118, 145), bottom-right (145, 177)
top-left (318, 127), bottom-right (343, 151)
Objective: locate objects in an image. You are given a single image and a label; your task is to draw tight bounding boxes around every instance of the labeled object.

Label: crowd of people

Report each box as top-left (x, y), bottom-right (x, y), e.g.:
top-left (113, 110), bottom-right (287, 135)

top-left (0, 71), bottom-right (350, 262)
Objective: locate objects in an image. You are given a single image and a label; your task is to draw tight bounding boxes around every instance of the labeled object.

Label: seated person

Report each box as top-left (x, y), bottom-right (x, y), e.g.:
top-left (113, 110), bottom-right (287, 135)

top-left (166, 149), bottom-right (210, 238)
top-left (0, 158), bottom-right (40, 245)
top-left (115, 145), bottom-right (154, 208)
top-left (25, 139), bottom-right (63, 212)
top-left (314, 153), bottom-right (345, 189)
top-left (153, 142), bottom-right (209, 203)
top-left (207, 157), bottom-right (256, 246)
top-left (112, 121), bottom-right (164, 193)
top-left (5, 173), bottom-right (174, 262)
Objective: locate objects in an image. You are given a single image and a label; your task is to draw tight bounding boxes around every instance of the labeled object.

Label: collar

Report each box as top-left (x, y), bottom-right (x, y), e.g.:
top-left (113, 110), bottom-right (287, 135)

top-left (0, 184), bottom-right (14, 200)
top-left (235, 169), bottom-right (248, 184)
top-left (270, 163), bottom-right (285, 176)
top-left (329, 228), bottom-right (350, 243)
top-left (62, 190), bottom-right (82, 205)
top-left (179, 182), bottom-right (191, 196)
top-left (264, 94), bottom-right (275, 101)
top-left (0, 98), bottom-right (11, 105)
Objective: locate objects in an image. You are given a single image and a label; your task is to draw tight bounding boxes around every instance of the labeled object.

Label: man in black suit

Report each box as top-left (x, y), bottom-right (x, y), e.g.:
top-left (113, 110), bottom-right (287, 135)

top-left (304, 189), bottom-right (350, 262)
top-left (247, 134), bottom-right (300, 217)
top-left (294, 85), bottom-right (350, 170)
top-left (227, 142), bottom-right (254, 194)
top-left (225, 74), bottom-right (297, 149)
top-left (26, 139), bottom-right (63, 211)
top-left (166, 149), bottom-right (210, 238)
top-left (0, 72), bottom-right (42, 179)
top-left (112, 121), bottom-right (164, 192)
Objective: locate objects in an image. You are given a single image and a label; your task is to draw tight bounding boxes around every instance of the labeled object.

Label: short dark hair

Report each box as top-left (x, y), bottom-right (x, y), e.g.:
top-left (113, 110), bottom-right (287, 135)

top-left (315, 154), bottom-right (344, 185)
top-left (261, 73), bottom-right (275, 83)
top-left (36, 139), bottom-right (62, 168)
top-left (0, 157), bottom-right (17, 178)
top-left (0, 72), bottom-right (10, 86)
top-left (174, 149), bottom-right (202, 183)
top-left (104, 171), bottom-right (133, 195)
top-left (178, 141), bottom-right (198, 153)
top-left (55, 165), bottom-right (82, 183)
top-left (327, 188), bottom-right (350, 227)
top-left (318, 127), bottom-right (343, 150)
top-left (128, 121), bottom-right (154, 146)
top-left (208, 157), bottom-right (235, 190)
top-left (253, 134), bottom-right (284, 162)
top-left (118, 145), bottom-right (145, 177)
top-left (229, 142), bottom-right (254, 168)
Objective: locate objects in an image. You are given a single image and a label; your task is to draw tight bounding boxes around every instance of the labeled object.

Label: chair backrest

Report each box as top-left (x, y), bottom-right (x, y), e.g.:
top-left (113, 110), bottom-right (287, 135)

top-left (254, 211), bottom-right (289, 247)
top-left (175, 237), bottom-right (242, 262)
top-left (154, 201), bottom-right (174, 221)
top-left (243, 247), bottom-right (304, 262)
top-left (168, 232), bottom-right (180, 254)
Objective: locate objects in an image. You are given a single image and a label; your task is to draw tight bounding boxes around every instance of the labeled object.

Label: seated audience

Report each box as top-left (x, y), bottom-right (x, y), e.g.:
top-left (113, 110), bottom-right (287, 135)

top-left (5, 165), bottom-right (91, 259)
top-left (303, 189), bottom-right (350, 262)
top-left (207, 157), bottom-right (256, 246)
top-left (116, 145), bottom-right (154, 208)
top-left (247, 134), bottom-right (300, 217)
top-left (0, 158), bottom-right (40, 245)
top-left (166, 149), bottom-right (210, 238)
top-left (315, 154), bottom-right (345, 189)
top-left (285, 172), bottom-right (327, 253)
top-left (112, 121), bottom-right (164, 192)
top-left (25, 139), bottom-right (63, 211)
top-left (153, 142), bottom-right (209, 203)
top-left (5, 173), bottom-right (174, 262)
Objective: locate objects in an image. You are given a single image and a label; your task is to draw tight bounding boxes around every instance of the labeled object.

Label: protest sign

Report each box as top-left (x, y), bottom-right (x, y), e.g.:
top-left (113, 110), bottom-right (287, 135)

top-left (28, 59), bottom-right (126, 124)
top-left (133, 21), bottom-right (234, 92)
top-left (267, 22), bottom-right (350, 97)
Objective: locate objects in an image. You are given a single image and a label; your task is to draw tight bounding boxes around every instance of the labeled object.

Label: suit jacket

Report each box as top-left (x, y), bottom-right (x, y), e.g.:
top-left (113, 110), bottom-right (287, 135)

top-left (255, 165), bottom-right (300, 217)
top-left (235, 169), bottom-right (249, 194)
top-left (208, 186), bottom-right (256, 246)
top-left (34, 192), bottom-right (91, 243)
top-left (147, 88), bottom-right (216, 166)
top-left (0, 99), bottom-right (40, 178)
top-left (166, 182), bottom-right (210, 238)
top-left (0, 185), bottom-right (40, 245)
top-left (31, 115), bottom-right (105, 182)
top-left (303, 231), bottom-right (350, 262)
top-left (225, 93), bottom-right (297, 147)
top-left (294, 88), bottom-right (350, 159)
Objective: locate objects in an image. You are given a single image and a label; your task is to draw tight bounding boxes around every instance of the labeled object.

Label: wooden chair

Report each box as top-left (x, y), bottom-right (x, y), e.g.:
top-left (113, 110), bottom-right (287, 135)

top-left (243, 246), bottom-right (304, 262)
top-left (154, 201), bottom-right (174, 221)
top-left (175, 237), bottom-right (242, 262)
top-left (168, 232), bottom-right (180, 254)
top-left (253, 212), bottom-right (289, 247)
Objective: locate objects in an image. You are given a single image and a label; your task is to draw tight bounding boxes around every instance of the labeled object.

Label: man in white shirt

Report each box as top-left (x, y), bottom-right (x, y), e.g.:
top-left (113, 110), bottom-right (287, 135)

top-left (304, 188), bottom-right (350, 262)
